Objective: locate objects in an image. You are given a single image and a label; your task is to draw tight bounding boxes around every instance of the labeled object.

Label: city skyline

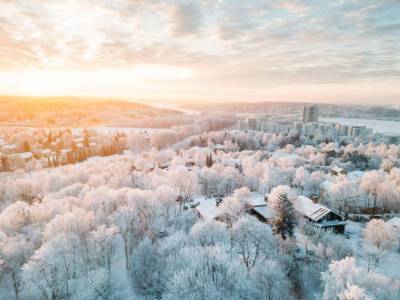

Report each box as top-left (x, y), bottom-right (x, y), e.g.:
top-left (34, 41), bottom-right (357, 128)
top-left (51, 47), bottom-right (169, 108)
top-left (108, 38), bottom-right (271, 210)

top-left (0, 0), bottom-right (399, 104)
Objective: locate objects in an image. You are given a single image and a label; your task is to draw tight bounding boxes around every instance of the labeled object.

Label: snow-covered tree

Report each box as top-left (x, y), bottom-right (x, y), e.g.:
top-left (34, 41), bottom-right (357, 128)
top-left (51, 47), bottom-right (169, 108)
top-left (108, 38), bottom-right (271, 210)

top-left (231, 216), bottom-right (276, 271)
top-left (329, 176), bottom-right (358, 218)
top-left (363, 219), bottom-right (396, 251)
top-left (360, 170), bottom-right (386, 210)
top-left (269, 185), bottom-right (298, 240)
top-left (322, 257), bottom-right (399, 300)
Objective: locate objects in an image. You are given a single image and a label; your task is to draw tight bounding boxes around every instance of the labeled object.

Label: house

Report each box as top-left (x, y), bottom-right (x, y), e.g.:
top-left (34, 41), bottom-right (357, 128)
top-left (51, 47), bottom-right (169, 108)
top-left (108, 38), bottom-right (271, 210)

top-left (193, 193), bottom-right (270, 222)
top-left (331, 166), bottom-right (346, 176)
top-left (251, 205), bottom-right (276, 223)
top-left (295, 195), bottom-right (346, 233)
top-left (2, 144), bottom-right (17, 154)
top-left (193, 195), bottom-right (222, 221)
top-left (18, 152), bottom-right (33, 161)
top-left (246, 193), bottom-right (276, 223)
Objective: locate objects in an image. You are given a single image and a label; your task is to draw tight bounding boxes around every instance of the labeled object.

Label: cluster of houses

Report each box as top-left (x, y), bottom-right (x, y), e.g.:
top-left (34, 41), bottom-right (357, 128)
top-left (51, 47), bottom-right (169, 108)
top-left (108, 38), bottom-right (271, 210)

top-left (0, 128), bottom-right (125, 172)
top-left (239, 115), bottom-right (400, 145)
top-left (192, 192), bottom-right (347, 234)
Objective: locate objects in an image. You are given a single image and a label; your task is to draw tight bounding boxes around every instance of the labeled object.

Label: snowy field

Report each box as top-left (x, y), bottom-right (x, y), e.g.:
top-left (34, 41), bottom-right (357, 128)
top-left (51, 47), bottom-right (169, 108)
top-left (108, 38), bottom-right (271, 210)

top-left (320, 117), bottom-right (400, 134)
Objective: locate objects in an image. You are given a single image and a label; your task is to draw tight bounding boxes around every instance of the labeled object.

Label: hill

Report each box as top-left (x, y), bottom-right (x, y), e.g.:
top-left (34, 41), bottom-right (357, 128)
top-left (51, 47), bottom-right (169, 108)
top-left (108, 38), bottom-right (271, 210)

top-left (0, 96), bottom-right (181, 127)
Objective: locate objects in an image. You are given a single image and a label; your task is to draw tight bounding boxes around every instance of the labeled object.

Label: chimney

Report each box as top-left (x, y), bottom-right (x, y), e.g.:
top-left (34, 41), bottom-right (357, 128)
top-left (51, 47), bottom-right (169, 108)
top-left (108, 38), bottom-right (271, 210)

top-left (311, 194), bottom-right (318, 204)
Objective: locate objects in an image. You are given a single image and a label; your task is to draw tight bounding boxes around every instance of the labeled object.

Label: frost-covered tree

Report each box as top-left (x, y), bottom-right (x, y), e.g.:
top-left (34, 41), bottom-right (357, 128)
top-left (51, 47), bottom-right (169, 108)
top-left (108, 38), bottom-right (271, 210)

top-left (168, 166), bottom-right (198, 210)
top-left (377, 181), bottom-right (399, 213)
top-left (130, 237), bottom-right (165, 297)
top-left (218, 187), bottom-right (251, 226)
top-left (329, 176), bottom-right (358, 219)
top-left (363, 219), bottom-right (396, 251)
top-left (250, 260), bottom-right (292, 300)
top-left (163, 246), bottom-right (249, 300)
top-left (339, 285), bottom-right (371, 300)
top-left (190, 220), bottom-right (228, 248)
top-left (231, 216), bottom-right (276, 272)
top-left (322, 257), bottom-right (399, 300)
top-left (90, 225), bottom-right (117, 272)
top-left (23, 234), bottom-right (78, 300)
top-left (293, 166), bottom-right (310, 192)
top-left (360, 170), bottom-right (385, 210)
top-left (0, 233), bottom-right (34, 299)
top-left (269, 185), bottom-right (298, 240)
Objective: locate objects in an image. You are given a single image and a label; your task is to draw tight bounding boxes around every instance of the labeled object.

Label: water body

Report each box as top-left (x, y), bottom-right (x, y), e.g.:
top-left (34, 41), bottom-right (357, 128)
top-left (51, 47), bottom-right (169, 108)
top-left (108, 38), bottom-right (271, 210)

top-left (320, 118), bottom-right (400, 134)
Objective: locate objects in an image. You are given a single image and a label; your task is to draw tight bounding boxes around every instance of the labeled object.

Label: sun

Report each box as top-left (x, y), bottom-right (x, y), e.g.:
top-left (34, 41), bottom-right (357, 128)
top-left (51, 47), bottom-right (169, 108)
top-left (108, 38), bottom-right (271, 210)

top-left (23, 81), bottom-right (56, 97)
top-left (0, 70), bottom-right (60, 97)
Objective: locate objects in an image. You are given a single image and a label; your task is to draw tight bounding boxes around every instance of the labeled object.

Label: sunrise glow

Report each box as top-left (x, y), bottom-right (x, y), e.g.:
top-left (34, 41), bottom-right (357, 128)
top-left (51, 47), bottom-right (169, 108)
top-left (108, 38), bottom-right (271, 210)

top-left (0, 0), bottom-right (398, 104)
top-left (1, 2), bottom-right (400, 299)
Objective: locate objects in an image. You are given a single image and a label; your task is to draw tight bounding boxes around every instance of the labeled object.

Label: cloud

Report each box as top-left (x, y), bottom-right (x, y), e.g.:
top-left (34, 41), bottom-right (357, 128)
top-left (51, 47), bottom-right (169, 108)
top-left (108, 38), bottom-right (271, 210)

top-left (167, 2), bottom-right (203, 37)
top-left (0, 0), bottom-right (399, 103)
top-left (275, 0), bottom-right (310, 15)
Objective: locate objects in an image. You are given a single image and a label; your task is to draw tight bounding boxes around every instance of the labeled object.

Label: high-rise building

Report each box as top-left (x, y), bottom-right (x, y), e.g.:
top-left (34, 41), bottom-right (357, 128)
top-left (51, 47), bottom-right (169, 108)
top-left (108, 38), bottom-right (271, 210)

top-left (384, 133), bottom-right (400, 145)
top-left (302, 105), bottom-right (319, 123)
top-left (349, 125), bottom-right (371, 138)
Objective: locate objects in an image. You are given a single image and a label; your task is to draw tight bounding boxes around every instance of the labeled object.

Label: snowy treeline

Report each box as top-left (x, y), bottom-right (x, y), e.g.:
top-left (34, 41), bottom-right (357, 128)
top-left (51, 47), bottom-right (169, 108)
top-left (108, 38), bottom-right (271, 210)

top-left (0, 129), bottom-right (400, 299)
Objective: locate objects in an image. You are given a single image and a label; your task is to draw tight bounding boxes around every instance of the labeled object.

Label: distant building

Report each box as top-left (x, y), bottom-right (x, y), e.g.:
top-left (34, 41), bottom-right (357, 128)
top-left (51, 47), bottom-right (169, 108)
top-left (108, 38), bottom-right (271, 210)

top-left (247, 118), bottom-right (257, 130)
top-left (303, 105), bottom-right (319, 123)
top-left (383, 133), bottom-right (400, 145)
top-left (2, 144), bottom-right (17, 154)
top-left (331, 166), bottom-right (346, 176)
top-left (349, 125), bottom-right (367, 138)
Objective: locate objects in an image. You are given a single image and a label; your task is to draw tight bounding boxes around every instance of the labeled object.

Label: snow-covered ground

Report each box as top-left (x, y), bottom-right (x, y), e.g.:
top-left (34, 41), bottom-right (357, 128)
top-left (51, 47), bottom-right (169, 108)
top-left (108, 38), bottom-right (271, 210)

top-left (345, 221), bottom-right (400, 280)
top-left (320, 117), bottom-right (400, 134)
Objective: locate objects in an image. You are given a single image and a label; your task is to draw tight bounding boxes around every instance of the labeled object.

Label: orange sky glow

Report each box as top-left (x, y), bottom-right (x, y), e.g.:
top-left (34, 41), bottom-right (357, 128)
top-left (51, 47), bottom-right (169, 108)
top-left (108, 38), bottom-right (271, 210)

top-left (0, 0), bottom-right (399, 105)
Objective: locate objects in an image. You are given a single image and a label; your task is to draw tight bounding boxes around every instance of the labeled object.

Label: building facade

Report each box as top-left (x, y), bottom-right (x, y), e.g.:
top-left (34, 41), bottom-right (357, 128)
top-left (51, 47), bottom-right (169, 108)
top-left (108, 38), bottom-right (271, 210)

top-left (303, 105), bottom-right (319, 123)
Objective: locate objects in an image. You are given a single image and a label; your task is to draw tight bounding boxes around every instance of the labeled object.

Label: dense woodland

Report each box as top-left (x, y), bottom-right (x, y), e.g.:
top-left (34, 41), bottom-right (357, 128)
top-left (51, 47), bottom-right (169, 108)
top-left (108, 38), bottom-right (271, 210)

top-left (1, 129), bottom-right (400, 299)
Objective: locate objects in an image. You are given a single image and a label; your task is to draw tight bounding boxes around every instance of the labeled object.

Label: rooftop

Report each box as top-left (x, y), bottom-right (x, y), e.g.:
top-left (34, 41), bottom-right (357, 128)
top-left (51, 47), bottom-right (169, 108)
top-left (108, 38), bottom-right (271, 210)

top-left (295, 195), bottom-right (332, 222)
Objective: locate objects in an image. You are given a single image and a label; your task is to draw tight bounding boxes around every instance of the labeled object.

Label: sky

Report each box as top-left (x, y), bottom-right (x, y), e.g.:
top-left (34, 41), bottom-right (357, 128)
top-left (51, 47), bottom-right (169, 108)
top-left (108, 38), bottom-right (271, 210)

top-left (0, 0), bottom-right (399, 105)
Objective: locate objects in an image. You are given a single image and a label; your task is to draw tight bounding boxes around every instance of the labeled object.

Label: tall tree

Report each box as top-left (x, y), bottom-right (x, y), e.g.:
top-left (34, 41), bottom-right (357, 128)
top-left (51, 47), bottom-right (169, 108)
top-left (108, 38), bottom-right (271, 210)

top-left (205, 153), bottom-right (213, 168)
top-left (22, 141), bottom-right (30, 152)
top-left (269, 185), bottom-right (298, 240)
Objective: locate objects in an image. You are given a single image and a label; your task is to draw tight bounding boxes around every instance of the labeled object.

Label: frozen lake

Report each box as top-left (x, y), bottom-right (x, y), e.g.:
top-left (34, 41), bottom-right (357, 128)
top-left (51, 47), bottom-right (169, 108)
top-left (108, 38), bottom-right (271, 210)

top-left (320, 118), bottom-right (400, 134)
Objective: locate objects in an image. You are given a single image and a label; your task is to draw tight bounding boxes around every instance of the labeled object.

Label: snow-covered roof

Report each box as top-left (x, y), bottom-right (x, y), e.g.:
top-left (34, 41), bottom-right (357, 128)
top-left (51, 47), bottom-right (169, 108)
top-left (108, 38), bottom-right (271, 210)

top-left (61, 149), bottom-right (72, 154)
top-left (194, 196), bottom-right (221, 221)
top-left (272, 151), bottom-right (298, 160)
top-left (387, 217), bottom-right (400, 228)
top-left (221, 159), bottom-right (240, 167)
top-left (247, 193), bottom-right (267, 207)
top-left (18, 152), bottom-right (33, 160)
top-left (253, 206), bottom-right (276, 220)
top-left (347, 170), bottom-right (365, 181)
top-left (295, 195), bottom-right (332, 222)
top-left (331, 166), bottom-right (345, 173)
top-left (3, 144), bottom-right (17, 149)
